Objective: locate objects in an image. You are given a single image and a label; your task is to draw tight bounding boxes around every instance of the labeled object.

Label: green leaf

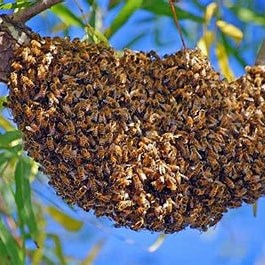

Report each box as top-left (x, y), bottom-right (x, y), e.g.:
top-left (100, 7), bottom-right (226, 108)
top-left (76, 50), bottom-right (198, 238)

top-left (47, 206), bottom-right (83, 232)
top-left (47, 234), bottom-right (67, 265)
top-left (216, 20), bottom-right (243, 43)
top-left (215, 42), bottom-right (235, 82)
top-left (142, 0), bottom-right (203, 22)
top-left (230, 7), bottom-right (265, 26)
top-left (204, 2), bottom-right (217, 25)
top-left (108, 0), bottom-right (122, 10)
top-left (51, 4), bottom-right (84, 27)
top-left (0, 1), bottom-right (31, 10)
top-left (0, 115), bottom-right (14, 131)
top-left (0, 130), bottom-right (22, 147)
top-left (15, 157), bottom-right (38, 241)
top-left (105, 0), bottom-right (143, 38)
top-left (0, 220), bottom-right (23, 265)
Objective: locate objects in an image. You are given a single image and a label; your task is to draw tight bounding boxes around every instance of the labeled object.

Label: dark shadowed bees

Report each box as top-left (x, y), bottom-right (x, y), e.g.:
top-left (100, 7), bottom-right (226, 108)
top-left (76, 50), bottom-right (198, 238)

top-left (5, 35), bottom-right (265, 233)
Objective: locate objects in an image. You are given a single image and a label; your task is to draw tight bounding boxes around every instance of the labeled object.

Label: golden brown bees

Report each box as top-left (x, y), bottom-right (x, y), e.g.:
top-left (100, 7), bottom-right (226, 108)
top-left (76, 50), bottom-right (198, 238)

top-left (6, 34), bottom-right (265, 234)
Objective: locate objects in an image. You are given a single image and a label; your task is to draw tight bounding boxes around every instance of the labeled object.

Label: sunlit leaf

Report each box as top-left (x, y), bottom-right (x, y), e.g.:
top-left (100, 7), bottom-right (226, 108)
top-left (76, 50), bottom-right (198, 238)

top-left (81, 239), bottom-right (104, 265)
top-left (15, 157), bottom-right (38, 241)
top-left (0, 220), bottom-right (23, 265)
top-left (142, 0), bottom-right (203, 22)
top-left (85, 24), bottom-right (109, 44)
top-left (0, 130), bottom-right (21, 147)
top-left (197, 30), bottom-right (215, 56)
top-left (0, 115), bottom-right (14, 131)
top-left (216, 20), bottom-right (243, 43)
top-left (105, 0), bottom-right (143, 38)
top-left (47, 206), bottom-right (83, 232)
top-left (47, 234), bottom-right (67, 265)
top-left (51, 4), bottom-right (84, 27)
top-left (204, 2), bottom-right (217, 25)
top-left (0, 1), bottom-right (31, 10)
top-left (148, 233), bottom-right (167, 253)
top-left (215, 42), bottom-right (235, 82)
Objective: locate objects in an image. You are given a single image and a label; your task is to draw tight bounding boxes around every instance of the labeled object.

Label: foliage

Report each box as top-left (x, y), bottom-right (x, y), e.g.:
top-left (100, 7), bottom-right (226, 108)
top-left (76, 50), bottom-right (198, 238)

top-left (0, 0), bottom-right (264, 264)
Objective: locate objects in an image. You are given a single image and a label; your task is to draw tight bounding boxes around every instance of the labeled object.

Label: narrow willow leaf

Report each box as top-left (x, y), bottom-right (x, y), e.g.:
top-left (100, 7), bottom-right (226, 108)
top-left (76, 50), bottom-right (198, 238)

top-left (85, 24), bottom-right (109, 44)
top-left (81, 239), bottom-right (105, 265)
top-left (148, 233), bottom-right (167, 253)
top-left (230, 7), bottom-right (265, 26)
top-left (47, 206), bottom-right (83, 232)
top-left (0, 1), bottom-right (31, 10)
top-left (0, 130), bottom-right (21, 146)
top-left (105, 0), bottom-right (143, 38)
top-left (215, 42), bottom-right (235, 82)
top-left (51, 4), bottom-right (84, 27)
top-left (0, 116), bottom-right (14, 131)
top-left (15, 157), bottom-right (38, 241)
top-left (252, 202), bottom-right (257, 217)
top-left (197, 30), bottom-right (215, 56)
top-left (204, 2), bottom-right (217, 25)
top-left (47, 234), bottom-right (67, 265)
top-left (216, 20), bottom-right (243, 43)
top-left (0, 220), bottom-right (23, 265)
top-left (108, 0), bottom-right (122, 10)
top-left (142, 0), bottom-right (203, 22)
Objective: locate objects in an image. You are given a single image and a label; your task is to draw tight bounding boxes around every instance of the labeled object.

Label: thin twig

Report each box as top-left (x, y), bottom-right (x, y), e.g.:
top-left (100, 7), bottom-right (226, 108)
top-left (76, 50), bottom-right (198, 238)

top-left (11, 0), bottom-right (64, 24)
top-left (168, 0), bottom-right (186, 49)
top-left (255, 40), bottom-right (265, 65)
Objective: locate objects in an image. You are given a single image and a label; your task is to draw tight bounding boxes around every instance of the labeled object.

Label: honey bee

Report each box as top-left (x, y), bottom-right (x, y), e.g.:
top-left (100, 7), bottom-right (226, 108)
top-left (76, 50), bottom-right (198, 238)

top-left (136, 168), bottom-right (147, 183)
top-left (209, 185), bottom-right (219, 198)
top-left (60, 174), bottom-right (71, 185)
top-left (117, 200), bottom-right (133, 211)
top-left (95, 193), bottom-right (111, 204)
top-left (11, 61), bottom-right (23, 71)
top-left (131, 218), bottom-right (144, 230)
top-left (47, 92), bottom-right (59, 105)
top-left (115, 177), bottom-right (131, 188)
top-left (163, 198), bottom-right (175, 214)
top-left (77, 133), bottom-right (88, 147)
top-left (77, 166), bottom-right (86, 180)
top-left (75, 185), bottom-right (87, 200)
top-left (80, 148), bottom-right (91, 160)
top-left (138, 193), bottom-right (150, 209)
top-left (46, 136), bottom-right (54, 150)
top-left (60, 145), bottom-right (76, 160)
top-left (31, 39), bottom-right (42, 48)
top-left (223, 177), bottom-right (235, 189)
top-left (135, 206), bottom-right (146, 216)
top-left (57, 122), bottom-right (67, 133)
top-left (25, 123), bottom-right (40, 133)
top-left (21, 75), bottom-right (34, 89)
top-left (58, 163), bottom-right (69, 173)
top-left (63, 92), bottom-right (74, 105)
top-left (154, 205), bottom-right (164, 218)
top-left (166, 176), bottom-right (177, 191)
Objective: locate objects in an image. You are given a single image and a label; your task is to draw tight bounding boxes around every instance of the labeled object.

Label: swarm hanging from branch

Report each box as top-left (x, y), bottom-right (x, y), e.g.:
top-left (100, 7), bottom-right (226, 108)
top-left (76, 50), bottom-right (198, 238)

top-left (1, 1), bottom-right (265, 233)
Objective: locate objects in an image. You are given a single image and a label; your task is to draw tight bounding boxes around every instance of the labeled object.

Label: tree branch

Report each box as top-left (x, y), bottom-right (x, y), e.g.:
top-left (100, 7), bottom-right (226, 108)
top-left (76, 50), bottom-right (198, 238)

top-left (10, 0), bottom-right (64, 24)
top-left (256, 40), bottom-right (265, 65)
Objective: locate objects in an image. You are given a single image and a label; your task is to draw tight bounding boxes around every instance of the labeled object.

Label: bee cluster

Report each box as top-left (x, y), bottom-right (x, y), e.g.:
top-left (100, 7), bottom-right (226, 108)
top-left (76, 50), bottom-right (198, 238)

top-left (6, 35), bottom-right (265, 233)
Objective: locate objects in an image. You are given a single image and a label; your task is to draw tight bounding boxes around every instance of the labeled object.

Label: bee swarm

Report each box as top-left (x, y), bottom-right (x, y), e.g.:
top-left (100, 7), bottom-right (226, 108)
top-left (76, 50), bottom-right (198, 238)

top-left (6, 35), bottom-right (265, 233)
